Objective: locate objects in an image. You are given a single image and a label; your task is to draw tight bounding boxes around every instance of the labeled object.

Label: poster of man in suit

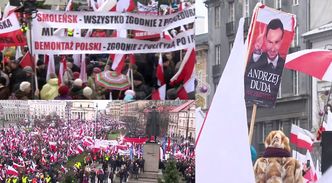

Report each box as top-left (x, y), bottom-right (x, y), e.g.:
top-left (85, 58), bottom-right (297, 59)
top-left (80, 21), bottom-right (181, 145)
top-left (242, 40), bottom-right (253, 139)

top-left (244, 5), bottom-right (296, 108)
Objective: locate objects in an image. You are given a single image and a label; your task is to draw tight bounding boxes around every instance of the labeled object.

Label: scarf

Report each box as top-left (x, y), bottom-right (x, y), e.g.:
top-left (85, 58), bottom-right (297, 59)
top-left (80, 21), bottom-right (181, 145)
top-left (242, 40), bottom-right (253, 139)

top-left (263, 147), bottom-right (291, 158)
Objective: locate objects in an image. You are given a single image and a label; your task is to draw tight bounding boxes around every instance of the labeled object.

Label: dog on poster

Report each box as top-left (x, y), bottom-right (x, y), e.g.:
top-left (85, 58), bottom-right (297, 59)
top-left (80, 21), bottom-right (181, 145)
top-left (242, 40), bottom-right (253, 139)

top-left (253, 130), bottom-right (304, 183)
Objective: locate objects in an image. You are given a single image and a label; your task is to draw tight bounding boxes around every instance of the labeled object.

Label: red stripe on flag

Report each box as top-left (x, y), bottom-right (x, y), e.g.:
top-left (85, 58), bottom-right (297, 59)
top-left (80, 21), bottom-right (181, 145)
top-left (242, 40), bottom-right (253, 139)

top-left (285, 51), bottom-right (332, 80)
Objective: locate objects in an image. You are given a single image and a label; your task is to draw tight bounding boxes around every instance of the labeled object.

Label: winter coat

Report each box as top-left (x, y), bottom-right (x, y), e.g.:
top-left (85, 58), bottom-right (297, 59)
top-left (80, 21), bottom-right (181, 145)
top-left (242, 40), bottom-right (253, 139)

top-left (70, 86), bottom-right (84, 100)
top-left (40, 78), bottom-right (59, 100)
top-left (0, 85), bottom-right (10, 99)
top-left (254, 156), bottom-right (303, 183)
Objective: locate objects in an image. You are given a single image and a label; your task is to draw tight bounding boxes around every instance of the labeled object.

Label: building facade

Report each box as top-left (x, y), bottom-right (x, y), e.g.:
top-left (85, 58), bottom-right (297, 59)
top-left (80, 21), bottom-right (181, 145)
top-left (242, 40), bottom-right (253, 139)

top-left (106, 100), bottom-right (124, 120)
top-left (29, 100), bottom-right (66, 120)
top-left (205, 0), bottom-right (312, 155)
top-left (169, 100), bottom-right (196, 139)
top-left (0, 101), bottom-right (29, 125)
top-left (71, 101), bottom-right (96, 120)
top-left (195, 33), bottom-right (211, 110)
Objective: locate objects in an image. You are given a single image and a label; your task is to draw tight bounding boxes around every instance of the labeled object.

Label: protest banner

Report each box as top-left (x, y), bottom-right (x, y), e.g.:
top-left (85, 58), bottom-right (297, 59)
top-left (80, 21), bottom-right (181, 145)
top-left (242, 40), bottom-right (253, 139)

top-left (32, 29), bottom-right (195, 54)
top-left (244, 4), bottom-right (296, 108)
top-left (0, 13), bottom-right (27, 48)
top-left (32, 7), bottom-right (195, 33)
top-left (134, 1), bottom-right (160, 40)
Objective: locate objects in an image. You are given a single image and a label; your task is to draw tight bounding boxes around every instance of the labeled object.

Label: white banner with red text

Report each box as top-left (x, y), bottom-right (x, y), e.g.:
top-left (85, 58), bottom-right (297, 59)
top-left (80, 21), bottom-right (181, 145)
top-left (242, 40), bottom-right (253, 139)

top-left (32, 30), bottom-right (195, 54)
top-left (32, 7), bottom-right (195, 33)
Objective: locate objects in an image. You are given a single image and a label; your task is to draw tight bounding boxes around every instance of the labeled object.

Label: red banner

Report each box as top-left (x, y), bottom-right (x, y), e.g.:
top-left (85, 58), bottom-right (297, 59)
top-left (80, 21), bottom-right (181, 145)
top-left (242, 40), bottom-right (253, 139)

top-left (123, 137), bottom-right (148, 144)
top-left (0, 14), bottom-right (27, 48)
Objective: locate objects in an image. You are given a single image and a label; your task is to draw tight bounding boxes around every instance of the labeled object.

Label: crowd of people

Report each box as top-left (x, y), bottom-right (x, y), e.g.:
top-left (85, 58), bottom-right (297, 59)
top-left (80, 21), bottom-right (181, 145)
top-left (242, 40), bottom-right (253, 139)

top-left (0, 114), bottom-right (196, 182)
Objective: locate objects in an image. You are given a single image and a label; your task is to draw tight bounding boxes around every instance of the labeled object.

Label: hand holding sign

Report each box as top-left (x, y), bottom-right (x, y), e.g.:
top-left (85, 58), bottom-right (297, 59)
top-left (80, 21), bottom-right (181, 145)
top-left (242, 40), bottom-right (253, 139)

top-left (254, 25), bottom-right (266, 54)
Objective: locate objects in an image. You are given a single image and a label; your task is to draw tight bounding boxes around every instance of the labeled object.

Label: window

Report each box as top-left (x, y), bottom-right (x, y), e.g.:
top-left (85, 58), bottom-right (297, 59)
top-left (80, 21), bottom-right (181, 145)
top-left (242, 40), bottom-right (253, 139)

top-left (277, 121), bottom-right (283, 130)
top-left (261, 123), bottom-right (266, 142)
top-left (292, 118), bottom-right (300, 126)
top-left (293, 71), bottom-right (299, 95)
top-left (275, 0), bottom-right (281, 9)
top-left (291, 26), bottom-right (299, 47)
top-left (215, 45), bottom-right (221, 65)
top-left (215, 6), bottom-right (220, 28)
top-left (293, 0), bottom-right (299, 5)
top-left (229, 2), bottom-right (235, 22)
top-left (245, 0), bottom-right (250, 17)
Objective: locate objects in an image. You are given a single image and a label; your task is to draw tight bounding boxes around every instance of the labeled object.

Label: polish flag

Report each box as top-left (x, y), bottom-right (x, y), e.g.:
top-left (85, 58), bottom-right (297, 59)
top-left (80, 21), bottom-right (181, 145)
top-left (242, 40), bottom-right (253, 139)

top-left (285, 49), bottom-right (332, 81)
top-left (46, 54), bottom-right (55, 81)
top-left (111, 54), bottom-right (126, 74)
top-left (151, 53), bottom-right (166, 99)
top-left (19, 51), bottom-right (34, 69)
top-left (15, 46), bottom-right (23, 60)
top-left (293, 150), bottom-right (318, 182)
top-left (156, 53), bottom-right (165, 86)
top-left (61, 165), bottom-right (68, 173)
top-left (83, 138), bottom-right (94, 147)
top-left (6, 166), bottom-right (19, 176)
top-left (177, 75), bottom-right (195, 99)
top-left (152, 84), bottom-right (166, 100)
top-left (49, 141), bottom-right (57, 152)
top-left (290, 124), bottom-right (314, 151)
top-left (13, 162), bottom-right (24, 169)
top-left (170, 47), bottom-right (196, 86)
top-left (58, 56), bottom-right (67, 86)
top-left (115, 0), bottom-right (136, 12)
top-left (76, 145), bottom-right (84, 154)
top-left (65, 0), bottom-right (74, 11)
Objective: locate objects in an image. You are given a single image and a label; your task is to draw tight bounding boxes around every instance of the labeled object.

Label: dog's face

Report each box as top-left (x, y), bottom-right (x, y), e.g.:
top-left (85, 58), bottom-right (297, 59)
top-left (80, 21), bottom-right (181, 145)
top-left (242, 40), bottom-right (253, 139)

top-left (265, 130), bottom-right (291, 153)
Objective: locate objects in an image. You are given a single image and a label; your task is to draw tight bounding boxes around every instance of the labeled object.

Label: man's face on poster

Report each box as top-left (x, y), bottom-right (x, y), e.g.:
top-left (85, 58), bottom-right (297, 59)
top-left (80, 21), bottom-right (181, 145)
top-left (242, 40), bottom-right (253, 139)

top-left (265, 28), bottom-right (283, 60)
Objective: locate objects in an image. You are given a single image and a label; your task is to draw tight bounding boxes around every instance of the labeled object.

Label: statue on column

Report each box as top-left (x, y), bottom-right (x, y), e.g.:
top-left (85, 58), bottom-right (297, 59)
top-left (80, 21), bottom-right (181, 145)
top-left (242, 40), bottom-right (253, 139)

top-left (146, 106), bottom-right (160, 142)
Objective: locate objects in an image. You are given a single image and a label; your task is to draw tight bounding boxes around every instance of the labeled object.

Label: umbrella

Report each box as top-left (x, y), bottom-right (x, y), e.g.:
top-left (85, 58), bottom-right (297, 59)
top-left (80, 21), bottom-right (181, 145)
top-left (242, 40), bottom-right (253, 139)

top-left (285, 49), bottom-right (332, 81)
top-left (95, 71), bottom-right (130, 90)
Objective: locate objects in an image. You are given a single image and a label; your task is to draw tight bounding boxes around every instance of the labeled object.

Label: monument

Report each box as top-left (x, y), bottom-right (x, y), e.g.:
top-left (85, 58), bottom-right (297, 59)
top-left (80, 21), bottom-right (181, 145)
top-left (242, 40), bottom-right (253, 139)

top-left (143, 106), bottom-right (160, 173)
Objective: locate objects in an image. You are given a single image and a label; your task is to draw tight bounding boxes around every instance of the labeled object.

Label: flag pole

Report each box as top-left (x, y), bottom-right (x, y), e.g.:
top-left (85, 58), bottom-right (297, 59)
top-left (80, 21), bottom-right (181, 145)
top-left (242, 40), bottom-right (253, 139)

top-left (248, 104), bottom-right (257, 144)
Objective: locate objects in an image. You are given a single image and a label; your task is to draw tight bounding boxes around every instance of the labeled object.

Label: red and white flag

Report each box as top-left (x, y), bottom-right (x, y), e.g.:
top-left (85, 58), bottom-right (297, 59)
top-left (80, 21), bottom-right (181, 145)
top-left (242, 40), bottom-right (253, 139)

top-left (6, 166), bottom-right (19, 176)
top-left (115, 0), bottom-right (136, 12)
top-left (19, 51), bottom-right (34, 69)
top-left (170, 47), bottom-right (196, 86)
top-left (61, 165), bottom-right (68, 173)
top-left (293, 150), bottom-right (318, 182)
top-left (13, 162), bottom-right (24, 169)
top-left (46, 54), bottom-right (55, 81)
top-left (65, 0), bottom-right (74, 11)
top-left (152, 84), bottom-right (166, 100)
top-left (49, 141), bottom-right (57, 151)
top-left (15, 46), bottom-right (23, 60)
top-left (285, 49), bottom-right (332, 81)
top-left (58, 56), bottom-right (67, 86)
top-left (76, 145), bottom-right (84, 154)
top-left (290, 124), bottom-right (314, 151)
top-left (177, 75), bottom-right (195, 99)
top-left (152, 53), bottom-right (166, 100)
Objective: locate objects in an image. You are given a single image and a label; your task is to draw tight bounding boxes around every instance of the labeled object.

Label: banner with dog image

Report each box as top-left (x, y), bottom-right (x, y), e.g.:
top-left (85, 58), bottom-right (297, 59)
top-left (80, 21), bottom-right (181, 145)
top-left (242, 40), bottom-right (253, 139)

top-left (244, 4), bottom-right (296, 108)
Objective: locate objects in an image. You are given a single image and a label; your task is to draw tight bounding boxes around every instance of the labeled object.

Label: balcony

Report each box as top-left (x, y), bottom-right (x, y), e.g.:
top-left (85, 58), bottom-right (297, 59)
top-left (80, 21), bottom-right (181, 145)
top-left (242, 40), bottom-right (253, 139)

top-left (226, 21), bottom-right (235, 36)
